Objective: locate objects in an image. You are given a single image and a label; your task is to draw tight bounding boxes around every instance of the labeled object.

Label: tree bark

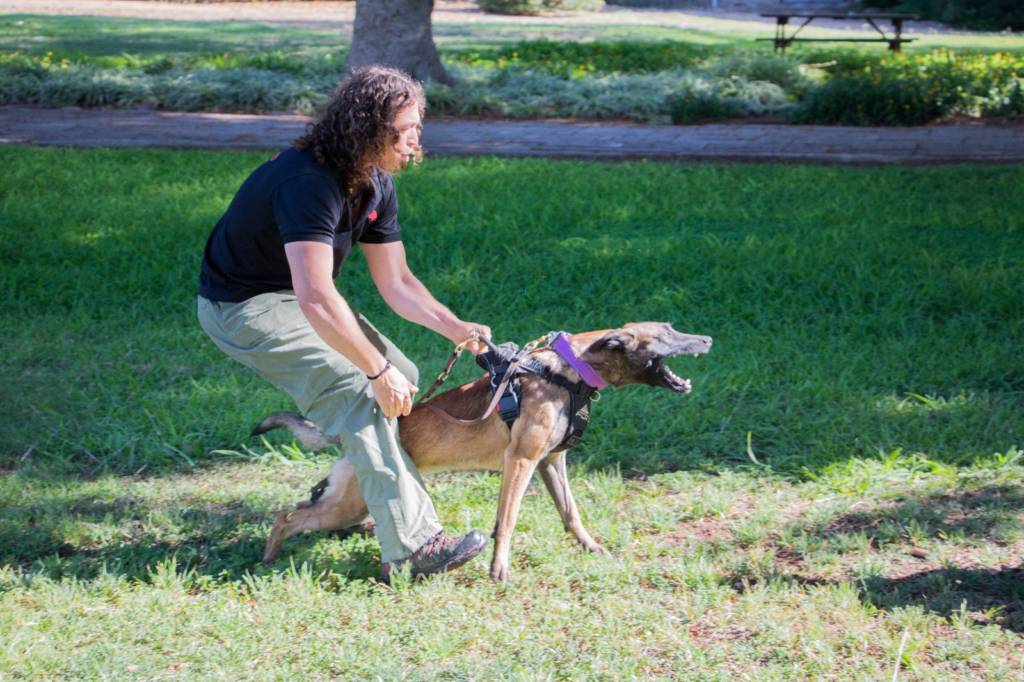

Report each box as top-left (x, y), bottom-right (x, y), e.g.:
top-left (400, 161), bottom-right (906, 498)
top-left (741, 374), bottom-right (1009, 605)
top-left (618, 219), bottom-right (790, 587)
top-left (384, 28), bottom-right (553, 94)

top-left (346, 0), bottom-right (454, 86)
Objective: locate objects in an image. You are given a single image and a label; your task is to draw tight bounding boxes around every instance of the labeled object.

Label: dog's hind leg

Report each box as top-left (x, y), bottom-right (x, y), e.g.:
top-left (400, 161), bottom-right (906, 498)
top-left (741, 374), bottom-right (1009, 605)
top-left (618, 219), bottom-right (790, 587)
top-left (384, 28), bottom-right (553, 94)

top-left (262, 457), bottom-right (369, 563)
top-left (538, 451), bottom-right (607, 555)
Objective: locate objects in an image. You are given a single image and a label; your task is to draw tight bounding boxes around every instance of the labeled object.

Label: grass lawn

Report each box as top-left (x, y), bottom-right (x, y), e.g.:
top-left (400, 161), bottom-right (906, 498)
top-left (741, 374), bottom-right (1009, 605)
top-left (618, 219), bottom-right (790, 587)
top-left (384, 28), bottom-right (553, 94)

top-left (1, 148), bottom-right (1022, 677)
top-left (3, 12), bottom-right (1024, 55)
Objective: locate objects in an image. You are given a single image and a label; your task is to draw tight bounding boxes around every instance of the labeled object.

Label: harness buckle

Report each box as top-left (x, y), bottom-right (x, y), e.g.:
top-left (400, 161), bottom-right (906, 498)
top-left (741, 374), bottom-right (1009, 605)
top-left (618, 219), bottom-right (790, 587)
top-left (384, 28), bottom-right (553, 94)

top-left (496, 389), bottom-right (520, 425)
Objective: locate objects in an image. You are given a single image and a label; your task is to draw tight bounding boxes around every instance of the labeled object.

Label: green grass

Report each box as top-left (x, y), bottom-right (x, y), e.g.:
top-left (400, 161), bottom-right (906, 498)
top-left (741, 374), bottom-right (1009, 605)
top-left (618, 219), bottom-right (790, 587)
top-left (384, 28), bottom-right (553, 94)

top-left (0, 15), bottom-right (343, 59)
top-left (1, 148), bottom-right (1022, 677)
top-left (4, 12), bottom-right (1024, 56)
top-left (3, 149), bottom-right (1020, 474)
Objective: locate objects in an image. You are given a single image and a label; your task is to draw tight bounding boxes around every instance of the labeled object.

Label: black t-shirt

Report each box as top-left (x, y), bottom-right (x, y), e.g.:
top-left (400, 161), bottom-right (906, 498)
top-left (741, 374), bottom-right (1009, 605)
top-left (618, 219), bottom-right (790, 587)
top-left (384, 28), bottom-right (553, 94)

top-left (198, 146), bottom-right (402, 302)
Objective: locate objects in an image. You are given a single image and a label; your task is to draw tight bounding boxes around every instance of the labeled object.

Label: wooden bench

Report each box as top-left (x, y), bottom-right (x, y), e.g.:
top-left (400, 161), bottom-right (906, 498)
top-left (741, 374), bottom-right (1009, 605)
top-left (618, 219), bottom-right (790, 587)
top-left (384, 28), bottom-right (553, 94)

top-left (758, 12), bottom-right (918, 53)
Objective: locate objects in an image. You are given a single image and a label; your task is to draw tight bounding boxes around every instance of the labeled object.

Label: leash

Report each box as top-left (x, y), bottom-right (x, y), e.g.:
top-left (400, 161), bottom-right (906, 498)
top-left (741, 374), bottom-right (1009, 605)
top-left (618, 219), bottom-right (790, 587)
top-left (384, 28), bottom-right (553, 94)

top-left (415, 335), bottom-right (477, 405)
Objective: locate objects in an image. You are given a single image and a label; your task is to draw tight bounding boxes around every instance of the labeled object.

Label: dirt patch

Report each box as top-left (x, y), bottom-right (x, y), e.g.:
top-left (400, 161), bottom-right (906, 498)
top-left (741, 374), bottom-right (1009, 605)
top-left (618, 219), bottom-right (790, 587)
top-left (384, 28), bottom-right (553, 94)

top-left (661, 495), bottom-right (758, 548)
top-left (687, 621), bottom-right (753, 647)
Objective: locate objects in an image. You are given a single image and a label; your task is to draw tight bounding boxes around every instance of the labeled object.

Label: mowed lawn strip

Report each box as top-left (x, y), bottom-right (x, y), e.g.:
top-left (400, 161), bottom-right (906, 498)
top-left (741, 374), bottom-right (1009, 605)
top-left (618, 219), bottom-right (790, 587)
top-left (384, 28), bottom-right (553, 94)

top-left (0, 148), bottom-right (1022, 678)
top-left (4, 13), bottom-right (1024, 55)
top-left (1, 457), bottom-right (1021, 678)
top-left (2, 148), bottom-right (1020, 473)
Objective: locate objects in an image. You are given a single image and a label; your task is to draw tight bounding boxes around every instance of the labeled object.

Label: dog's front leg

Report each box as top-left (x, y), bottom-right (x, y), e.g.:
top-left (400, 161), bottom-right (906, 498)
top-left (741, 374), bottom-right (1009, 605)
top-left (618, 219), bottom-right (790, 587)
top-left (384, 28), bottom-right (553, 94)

top-left (490, 444), bottom-right (545, 582)
top-left (538, 450), bottom-right (607, 554)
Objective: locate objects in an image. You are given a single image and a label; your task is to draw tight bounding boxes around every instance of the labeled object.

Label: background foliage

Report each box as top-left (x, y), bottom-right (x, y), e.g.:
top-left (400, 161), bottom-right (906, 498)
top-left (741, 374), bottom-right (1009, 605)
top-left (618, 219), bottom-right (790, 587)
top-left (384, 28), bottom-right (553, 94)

top-left (1, 15), bottom-right (1022, 125)
top-left (476, 0), bottom-right (605, 16)
top-left (862, 0), bottom-right (1024, 31)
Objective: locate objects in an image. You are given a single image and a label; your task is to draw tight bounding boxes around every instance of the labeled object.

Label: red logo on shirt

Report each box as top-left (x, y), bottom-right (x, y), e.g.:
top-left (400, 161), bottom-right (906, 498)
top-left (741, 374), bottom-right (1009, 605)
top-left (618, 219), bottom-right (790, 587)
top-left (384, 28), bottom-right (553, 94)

top-left (368, 210), bottom-right (378, 222)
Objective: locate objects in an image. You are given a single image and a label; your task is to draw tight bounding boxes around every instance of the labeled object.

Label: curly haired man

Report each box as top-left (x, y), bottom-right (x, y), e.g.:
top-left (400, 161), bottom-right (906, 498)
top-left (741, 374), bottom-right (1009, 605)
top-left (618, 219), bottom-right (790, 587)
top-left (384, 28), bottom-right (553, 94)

top-left (197, 66), bottom-right (489, 580)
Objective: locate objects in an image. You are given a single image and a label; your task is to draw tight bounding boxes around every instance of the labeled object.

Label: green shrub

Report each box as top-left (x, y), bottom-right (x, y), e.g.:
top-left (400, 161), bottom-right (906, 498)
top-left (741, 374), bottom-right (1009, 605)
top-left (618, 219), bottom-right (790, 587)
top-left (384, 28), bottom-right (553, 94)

top-left (429, 65), bottom-right (791, 123)
top-left (793, 50), bottom-right (1024, 124)
top-left (476, 0), bottom-right (603, 16)
top-left (979, 77), bottom-right (1024, 116)
top-left (449, 39), bottom-right (711, 78)
top-left (0, 52), bottom-right (792, 123)
top-left (477, 0), bottom-right (545, 15)
top-left (0, 57), bottom-right (332, 112)
top-left (551, 0), bottom-right (605, 9)
top-left (667, 75), bottom-right (790, 123)
top-left (791, 75), bottom-right (948, 125)
top-left (700, 53), bottom-right (810, 94)
top-left (669, 92), bottom-right (743, 123)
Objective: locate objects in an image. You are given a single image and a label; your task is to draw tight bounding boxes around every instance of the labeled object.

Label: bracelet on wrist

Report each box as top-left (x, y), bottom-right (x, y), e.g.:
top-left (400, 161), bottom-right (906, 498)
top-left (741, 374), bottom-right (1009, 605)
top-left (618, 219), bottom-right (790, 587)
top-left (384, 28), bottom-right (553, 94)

top-left (366, 360), bottom-right (392, 381)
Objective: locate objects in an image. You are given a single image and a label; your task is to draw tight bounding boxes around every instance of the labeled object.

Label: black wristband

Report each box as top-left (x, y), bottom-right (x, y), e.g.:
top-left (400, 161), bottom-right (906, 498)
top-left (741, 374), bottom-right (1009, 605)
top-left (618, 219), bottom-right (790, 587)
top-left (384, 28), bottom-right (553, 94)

top-left (366, 360), bottom-right (392, 381)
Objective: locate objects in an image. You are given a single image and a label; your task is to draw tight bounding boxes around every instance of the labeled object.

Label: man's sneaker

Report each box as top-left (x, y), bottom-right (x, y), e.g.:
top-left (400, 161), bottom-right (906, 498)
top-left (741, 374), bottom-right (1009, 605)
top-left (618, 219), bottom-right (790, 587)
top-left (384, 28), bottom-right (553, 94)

top-left (381, 530), bottom-right (487, 582)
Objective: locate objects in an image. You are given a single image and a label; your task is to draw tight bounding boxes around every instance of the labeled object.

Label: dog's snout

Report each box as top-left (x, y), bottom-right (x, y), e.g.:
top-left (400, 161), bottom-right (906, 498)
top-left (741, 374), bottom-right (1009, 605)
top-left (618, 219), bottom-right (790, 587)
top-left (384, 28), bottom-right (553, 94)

top-left (703, 336), bottom-right (712, 347)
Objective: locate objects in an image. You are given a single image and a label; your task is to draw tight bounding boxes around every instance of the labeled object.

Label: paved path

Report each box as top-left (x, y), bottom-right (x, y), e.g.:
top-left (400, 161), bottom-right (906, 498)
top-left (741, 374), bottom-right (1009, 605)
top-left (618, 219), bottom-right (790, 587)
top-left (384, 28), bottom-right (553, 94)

top-left (2, 106), bottom-right (1023, 164)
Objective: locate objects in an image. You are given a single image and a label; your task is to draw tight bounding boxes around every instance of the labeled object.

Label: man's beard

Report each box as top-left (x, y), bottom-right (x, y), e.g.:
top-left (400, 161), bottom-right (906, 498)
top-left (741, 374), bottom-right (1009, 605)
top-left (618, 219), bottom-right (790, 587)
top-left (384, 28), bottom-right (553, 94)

top-left (379, 150), bottom-right (410, 174)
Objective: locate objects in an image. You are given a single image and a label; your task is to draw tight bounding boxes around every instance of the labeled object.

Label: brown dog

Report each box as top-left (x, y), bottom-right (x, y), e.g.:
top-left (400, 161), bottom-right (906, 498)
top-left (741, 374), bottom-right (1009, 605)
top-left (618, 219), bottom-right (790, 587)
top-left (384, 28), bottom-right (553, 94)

top-left (256, 322), bottom-right (711, 581)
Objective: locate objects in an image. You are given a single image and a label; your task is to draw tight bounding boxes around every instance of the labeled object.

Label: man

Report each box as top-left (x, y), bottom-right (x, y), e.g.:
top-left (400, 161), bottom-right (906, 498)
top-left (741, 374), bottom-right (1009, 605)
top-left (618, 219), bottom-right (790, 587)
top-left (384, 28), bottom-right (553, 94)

top-left (197, 66), bottom-right (489, 580)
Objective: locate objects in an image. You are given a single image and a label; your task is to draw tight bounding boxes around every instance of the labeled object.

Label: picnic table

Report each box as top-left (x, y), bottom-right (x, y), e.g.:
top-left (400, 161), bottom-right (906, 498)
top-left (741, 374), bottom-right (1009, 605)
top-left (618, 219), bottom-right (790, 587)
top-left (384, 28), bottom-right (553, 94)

top-left (759, 12), bottom-right (918, 53)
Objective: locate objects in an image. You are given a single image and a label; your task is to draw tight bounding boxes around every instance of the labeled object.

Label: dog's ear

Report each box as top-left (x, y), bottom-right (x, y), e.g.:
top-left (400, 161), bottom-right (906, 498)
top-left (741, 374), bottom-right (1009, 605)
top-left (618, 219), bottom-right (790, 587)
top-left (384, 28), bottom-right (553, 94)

top-left (588, 328), bottom-right (637, 353)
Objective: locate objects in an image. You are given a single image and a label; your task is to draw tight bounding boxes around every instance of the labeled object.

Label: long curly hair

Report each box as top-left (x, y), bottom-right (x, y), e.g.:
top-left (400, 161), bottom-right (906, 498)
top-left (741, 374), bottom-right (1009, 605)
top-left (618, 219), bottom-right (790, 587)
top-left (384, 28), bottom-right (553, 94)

top-left (295, 65), bottom-right (425, 196)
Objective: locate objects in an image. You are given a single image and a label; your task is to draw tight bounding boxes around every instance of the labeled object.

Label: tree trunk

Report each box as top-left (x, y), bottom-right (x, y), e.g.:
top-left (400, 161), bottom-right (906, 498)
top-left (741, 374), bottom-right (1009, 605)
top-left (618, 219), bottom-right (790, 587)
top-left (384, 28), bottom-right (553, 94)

top-left (346, 0), bottom-right (454, 86)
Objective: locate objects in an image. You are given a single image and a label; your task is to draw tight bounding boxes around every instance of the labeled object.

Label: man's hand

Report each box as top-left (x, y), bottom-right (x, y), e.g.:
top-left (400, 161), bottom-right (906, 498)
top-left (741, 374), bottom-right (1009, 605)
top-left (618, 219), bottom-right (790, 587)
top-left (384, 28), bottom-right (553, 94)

top-left (450, 322), bottom-right (492, 356)
top-left (370, 365), bottom-right (419, 419)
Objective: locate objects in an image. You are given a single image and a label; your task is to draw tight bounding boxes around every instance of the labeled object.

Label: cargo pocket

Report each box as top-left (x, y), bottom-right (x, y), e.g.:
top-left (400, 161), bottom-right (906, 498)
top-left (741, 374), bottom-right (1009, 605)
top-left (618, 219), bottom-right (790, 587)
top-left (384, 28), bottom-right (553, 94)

top-left (384, 497), bottom-right (413, 559)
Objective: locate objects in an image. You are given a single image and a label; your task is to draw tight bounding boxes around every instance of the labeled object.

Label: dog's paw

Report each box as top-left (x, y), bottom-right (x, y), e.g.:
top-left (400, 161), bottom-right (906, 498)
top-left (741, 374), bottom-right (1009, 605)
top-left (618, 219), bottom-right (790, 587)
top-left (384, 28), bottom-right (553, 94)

top-left (490, 563), bottom-right (511, 582)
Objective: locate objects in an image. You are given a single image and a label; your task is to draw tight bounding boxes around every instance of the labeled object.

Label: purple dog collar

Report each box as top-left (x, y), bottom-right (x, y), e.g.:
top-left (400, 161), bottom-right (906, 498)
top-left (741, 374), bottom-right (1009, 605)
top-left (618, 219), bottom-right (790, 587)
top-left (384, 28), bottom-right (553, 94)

top-left (550, 332), bottom-right (608, 389)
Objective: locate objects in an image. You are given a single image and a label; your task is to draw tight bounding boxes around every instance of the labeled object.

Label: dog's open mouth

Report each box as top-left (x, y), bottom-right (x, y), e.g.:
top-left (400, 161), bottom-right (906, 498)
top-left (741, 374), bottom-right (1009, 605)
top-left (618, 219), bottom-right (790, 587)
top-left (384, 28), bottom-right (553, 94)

top-left (652, 339), bottom-right (712, 394)
top-left (653, 358), bottom-right (693, 394)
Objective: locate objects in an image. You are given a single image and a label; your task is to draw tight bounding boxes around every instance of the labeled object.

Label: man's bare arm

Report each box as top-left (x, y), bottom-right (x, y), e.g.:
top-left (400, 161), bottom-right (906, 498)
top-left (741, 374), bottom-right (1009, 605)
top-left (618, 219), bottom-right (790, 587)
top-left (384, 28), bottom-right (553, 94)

top-left (362, 241), bottom-right (490, 352)
top-left (284, 241), bottom-right (416, 417)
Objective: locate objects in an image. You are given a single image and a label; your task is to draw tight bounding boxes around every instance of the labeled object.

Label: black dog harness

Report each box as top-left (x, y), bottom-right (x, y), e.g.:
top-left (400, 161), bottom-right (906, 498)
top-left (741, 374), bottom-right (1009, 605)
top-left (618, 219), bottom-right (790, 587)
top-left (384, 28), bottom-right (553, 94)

top-left (474, 334), bottom-right (603, 452)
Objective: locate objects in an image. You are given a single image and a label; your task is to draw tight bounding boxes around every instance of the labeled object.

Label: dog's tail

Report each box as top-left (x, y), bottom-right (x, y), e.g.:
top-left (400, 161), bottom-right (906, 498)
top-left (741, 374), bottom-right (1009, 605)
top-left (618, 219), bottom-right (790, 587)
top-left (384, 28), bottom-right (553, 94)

top-left (251, 412), bottom-right (339, 451)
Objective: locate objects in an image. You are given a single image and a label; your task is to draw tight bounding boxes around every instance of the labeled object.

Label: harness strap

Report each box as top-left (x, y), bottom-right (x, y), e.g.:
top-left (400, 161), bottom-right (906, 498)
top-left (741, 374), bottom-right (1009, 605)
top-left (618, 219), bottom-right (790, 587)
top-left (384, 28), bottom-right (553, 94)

top-left (517, 356), bottom-right (598, 451)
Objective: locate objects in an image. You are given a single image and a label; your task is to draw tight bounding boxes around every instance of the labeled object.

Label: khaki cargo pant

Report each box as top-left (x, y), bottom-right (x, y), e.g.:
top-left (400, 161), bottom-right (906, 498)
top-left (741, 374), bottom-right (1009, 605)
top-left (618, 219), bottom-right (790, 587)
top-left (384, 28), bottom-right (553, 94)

top-left (197, 292), bottom-right (442, 563)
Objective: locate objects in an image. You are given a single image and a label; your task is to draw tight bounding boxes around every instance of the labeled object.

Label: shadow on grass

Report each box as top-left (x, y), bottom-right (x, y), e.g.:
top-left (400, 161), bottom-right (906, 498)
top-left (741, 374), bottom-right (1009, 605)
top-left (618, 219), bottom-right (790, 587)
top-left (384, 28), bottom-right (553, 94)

top-left (726, 485), bottom-right (1024, 632)
top-left (831, 486), bottom-right (1024, 632)
top-left (737, 564), bottom-right (1024, 634)
top-left (0, 488), bottom-right (381, 587)
top-left (801, 485), bottom-right (1024, 548)
top-left (861, 563), bottom-right (1024, 633)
